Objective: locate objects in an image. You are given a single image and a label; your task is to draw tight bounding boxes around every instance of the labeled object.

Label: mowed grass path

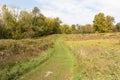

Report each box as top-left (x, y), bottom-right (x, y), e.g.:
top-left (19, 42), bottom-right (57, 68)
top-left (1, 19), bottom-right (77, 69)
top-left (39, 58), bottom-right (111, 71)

top-left (19, 37), bottom-right (75, 80)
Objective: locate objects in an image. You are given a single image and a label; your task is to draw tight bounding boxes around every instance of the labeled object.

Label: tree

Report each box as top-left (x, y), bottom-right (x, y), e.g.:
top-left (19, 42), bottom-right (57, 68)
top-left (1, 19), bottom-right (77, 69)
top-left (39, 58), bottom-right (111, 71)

top-left (0, 16), bottom-right (6, 39)
top-left (15, 10), bottom-right (34, 38)
top-left (43, 17), bottom-right (61, 35)
top-left (116, 22), bottom-right (120, 32)
top-left (60, 24), bottom-right (71, 34)
top-left (52, 17), bottom-right (61, 34)
top-left (71, 24), bottom-right (77, 34)
top-left (32, 7), bottom-right (41, 26)
top-left (1, 5), bottom-right (17, 38)
top-left (106, 16), bottom-right (115, 31)
top-left (32, 7), bottom-right (40, 16)
top-left (77, 24), bottom-right (94, 34)
top-left (93, 13), bottom-right (107, 32)
top-left (75, 24), bottom-right (81, 33)
top-left (84, 24), bottom-right (94, 33)
top-left (0, 5), bottom-right (63, 39)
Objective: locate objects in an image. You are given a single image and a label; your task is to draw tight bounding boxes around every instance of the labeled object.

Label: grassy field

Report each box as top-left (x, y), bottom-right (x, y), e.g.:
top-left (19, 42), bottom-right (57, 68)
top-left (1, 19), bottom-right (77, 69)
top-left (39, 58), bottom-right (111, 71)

top-left (18, 37), bottom-right (76, 80)
top-left (1, 33), bottom-right (120, 80)
top-left (0, 35), bottom-right (58, 80)
top-left (65, 33), bottom-right (120, 80)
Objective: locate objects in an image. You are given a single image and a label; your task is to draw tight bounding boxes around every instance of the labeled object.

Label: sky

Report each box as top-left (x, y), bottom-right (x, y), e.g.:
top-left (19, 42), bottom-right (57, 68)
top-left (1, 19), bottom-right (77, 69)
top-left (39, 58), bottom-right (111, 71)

top-left (0, 0), bottom-right (120, 25)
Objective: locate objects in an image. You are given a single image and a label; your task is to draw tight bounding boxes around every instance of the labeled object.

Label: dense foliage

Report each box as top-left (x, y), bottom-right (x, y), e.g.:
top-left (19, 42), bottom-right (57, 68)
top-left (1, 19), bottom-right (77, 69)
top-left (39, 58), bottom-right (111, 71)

top-left (0, 5), bottom-right (61, 39)
top-left (0, 5), bottom-right (120, 39)
top-left (116, 22), bottom-right (120, 32)
top-left (93, 13), bottom-right (115, 32)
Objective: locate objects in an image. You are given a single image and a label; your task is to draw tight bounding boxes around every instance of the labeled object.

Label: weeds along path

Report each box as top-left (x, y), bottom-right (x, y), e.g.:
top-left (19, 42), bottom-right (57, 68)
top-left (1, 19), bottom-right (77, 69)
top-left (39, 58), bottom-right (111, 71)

top-left (19, 36), bottom-right (75, 80)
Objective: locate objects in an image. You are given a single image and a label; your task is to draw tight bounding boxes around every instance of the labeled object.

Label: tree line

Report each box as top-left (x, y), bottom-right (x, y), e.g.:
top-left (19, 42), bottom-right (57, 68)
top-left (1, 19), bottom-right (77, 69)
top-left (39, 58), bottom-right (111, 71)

top-left (0, 5), bottom-right (61, 39)
top-left (0, 5), bottom-right (120, 39)
top-left (61, 13), bottom-right (120, 34)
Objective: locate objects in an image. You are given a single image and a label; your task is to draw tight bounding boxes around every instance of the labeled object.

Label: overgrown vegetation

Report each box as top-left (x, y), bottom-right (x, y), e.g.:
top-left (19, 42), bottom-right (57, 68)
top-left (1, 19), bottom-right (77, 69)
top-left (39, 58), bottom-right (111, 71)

top-left (0, 5), bottom-right (120, 39)
top-left (65, 33), bottom-right (120, 80)
top-left (0, 5), bottom-right (61, 39)
top-left (0, 35), bottom-right (58, 80)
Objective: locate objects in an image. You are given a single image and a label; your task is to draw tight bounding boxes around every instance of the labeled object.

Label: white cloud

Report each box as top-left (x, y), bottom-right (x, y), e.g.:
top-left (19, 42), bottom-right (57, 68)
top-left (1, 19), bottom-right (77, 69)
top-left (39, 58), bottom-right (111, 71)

top-left (14, 0), bottom-right (120, 25)
top-left (35, 0), bottom-right (91, 24)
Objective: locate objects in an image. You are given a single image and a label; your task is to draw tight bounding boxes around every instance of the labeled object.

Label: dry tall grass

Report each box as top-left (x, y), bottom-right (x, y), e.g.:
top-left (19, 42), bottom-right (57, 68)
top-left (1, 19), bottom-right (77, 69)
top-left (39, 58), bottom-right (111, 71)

top-left (65, 33), bottom-right (120, 80)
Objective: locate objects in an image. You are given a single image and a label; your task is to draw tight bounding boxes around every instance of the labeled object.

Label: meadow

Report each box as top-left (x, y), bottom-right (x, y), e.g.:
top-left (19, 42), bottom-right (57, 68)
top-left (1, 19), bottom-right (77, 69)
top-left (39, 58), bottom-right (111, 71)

top-left (65, 33), bottom-right (120, 80)
top-left (0, 35), bottom-right (58, 80)
top-left (0, 33), bottom-right (120, 80)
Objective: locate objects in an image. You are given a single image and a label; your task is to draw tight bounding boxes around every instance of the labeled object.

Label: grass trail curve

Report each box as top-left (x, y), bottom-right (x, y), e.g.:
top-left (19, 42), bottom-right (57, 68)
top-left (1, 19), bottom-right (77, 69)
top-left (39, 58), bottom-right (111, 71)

top-left (19, 37), bottom-right (76, 80)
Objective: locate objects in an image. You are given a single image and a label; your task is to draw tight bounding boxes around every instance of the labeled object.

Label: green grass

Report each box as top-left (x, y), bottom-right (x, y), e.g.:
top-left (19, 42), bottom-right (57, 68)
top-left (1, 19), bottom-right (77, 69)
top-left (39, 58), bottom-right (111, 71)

top-left (18, 36), bottom-right (77, 80)
top-left (0, 35), bottom-right (58, 80)
top-left (1, 33), bottom-right (120, 80)
top-left (0, 51), bottom-right (54, 80)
